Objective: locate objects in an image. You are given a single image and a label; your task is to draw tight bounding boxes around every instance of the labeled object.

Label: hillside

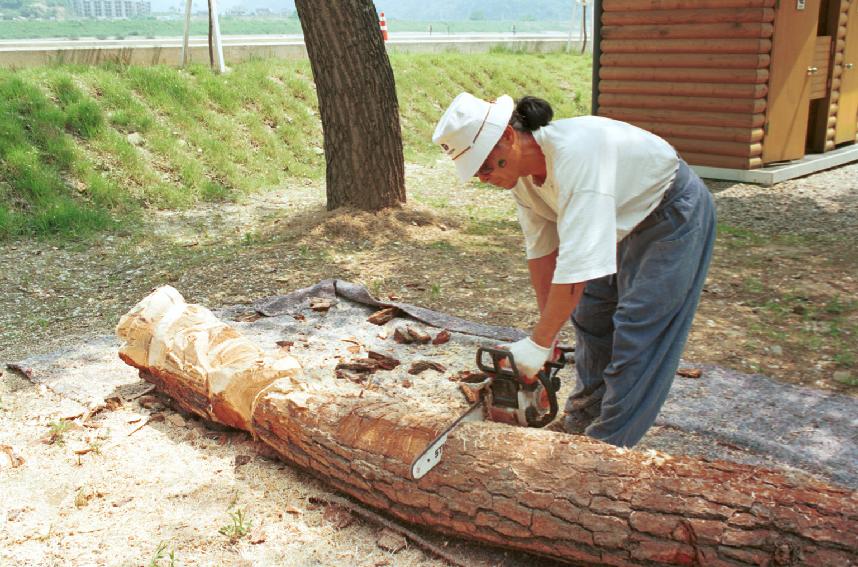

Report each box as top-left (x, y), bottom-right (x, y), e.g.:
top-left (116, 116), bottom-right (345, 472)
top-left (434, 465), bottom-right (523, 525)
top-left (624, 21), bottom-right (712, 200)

top-left (0, 51), bottom-right (592, 238)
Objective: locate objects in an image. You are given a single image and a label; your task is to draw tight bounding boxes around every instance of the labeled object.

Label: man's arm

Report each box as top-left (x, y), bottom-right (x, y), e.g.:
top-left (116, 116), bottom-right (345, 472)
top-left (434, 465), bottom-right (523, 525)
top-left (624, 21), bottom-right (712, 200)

top-left (506, 262), bottom-right (586, 376)
top-left (528, 249), bottom-right (586, 346)
top-left (528, 249), bottom-right (558, 314)
top-left (531, 282), bottom-right (585, 348)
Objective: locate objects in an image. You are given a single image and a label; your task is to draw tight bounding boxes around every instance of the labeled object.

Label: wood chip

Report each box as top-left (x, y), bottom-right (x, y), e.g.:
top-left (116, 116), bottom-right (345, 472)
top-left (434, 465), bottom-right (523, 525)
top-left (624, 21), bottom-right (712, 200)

top-left (346, 345), bottom-right (361, 354)
top-left (432, 329), bottom-right (451, 345)
top-left (448, 370), bottom-right (483, 383)
top-left (677, 368), bottom-right (703, 379)
top-left (336, 360), bottom-right (378, 374)
top-left (367, 307), bottom-right (399, 325)
top-left (0, 445), bottom-right (24, 469)
top-left (284, 506), bottom-right (302, 515)
top-left (323, 504), bottom-right (354, 529)
top-left (249, 526), bottom-right (267, 544)
top-left (366, 350), bottom-right (400, 370)
top-left (376, 528), bottom-right (407, 553)
top-left (166, 414), bottom-right (187, 428)
top-left (406, 326), bottom-right (432, 344)
top-left (137, 395), bottom-right (163, 410)
top-left (234, 454), bottom-right (252, 467)
top-left (276, 340), bottom-right (294, 350)
top-left (408, 360), bottom-right (447, 375)
top-left (336, 369), bottom-right (366, 384)
top-left (309, 297), bottom-right (336, 312)
top-left (401, 380), bottom-right (412, 388)
top-left (393, 326), bottom-right (412, 344)
top-left (236, 311), bottom-right (262, 322)
top-left (459, 381), bottom-right (488, 404)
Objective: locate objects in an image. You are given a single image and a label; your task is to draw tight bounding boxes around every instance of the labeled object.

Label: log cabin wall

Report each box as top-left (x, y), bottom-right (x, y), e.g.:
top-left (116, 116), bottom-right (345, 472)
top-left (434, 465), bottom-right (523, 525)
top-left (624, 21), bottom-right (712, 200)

top-left (594, 0), bottom-right (858, 170)
top-left (596, 0), bottom-right (775, 170)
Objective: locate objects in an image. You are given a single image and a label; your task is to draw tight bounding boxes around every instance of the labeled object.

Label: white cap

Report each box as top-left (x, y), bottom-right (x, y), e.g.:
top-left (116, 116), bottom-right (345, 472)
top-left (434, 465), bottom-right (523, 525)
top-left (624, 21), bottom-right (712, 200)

top-left (432, 93), bottom-right (514, 182)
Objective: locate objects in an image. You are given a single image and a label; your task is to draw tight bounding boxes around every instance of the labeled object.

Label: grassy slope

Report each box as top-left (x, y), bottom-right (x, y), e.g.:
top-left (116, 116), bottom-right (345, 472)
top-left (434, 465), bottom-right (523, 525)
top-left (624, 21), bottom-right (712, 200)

top-left (0, 51), bottom-right (592, 238)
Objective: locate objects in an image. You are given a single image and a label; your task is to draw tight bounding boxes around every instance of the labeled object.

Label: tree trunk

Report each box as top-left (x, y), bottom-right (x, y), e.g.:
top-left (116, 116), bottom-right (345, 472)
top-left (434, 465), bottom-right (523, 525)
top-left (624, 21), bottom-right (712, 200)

top-left (294, 0), bottom-right (406, 211)
top-left (117, 287), bottom-right (858, 566)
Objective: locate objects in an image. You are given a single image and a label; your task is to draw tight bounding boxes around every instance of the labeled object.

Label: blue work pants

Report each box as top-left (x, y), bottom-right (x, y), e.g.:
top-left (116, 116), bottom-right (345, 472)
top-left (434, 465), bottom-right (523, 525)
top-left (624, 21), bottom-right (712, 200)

top-left (565, 160), bottom-right (717, 447)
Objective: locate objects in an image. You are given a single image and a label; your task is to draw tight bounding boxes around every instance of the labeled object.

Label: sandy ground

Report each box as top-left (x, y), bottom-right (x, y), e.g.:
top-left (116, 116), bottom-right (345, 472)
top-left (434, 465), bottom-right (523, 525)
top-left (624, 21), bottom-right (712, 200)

top-left (2, 159), bottom-right (857, 566)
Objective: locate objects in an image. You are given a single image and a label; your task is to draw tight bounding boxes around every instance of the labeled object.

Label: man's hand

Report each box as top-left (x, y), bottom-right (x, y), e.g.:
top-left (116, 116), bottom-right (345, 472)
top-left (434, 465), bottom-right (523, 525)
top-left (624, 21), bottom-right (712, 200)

top-left (506, 337), bottom-right (552, 378)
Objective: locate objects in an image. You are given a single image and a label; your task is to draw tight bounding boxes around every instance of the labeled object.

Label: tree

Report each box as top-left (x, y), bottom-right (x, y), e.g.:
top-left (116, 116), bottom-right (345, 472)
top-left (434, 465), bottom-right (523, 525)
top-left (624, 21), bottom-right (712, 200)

top-left (294, 0), bottom-right (406, 211)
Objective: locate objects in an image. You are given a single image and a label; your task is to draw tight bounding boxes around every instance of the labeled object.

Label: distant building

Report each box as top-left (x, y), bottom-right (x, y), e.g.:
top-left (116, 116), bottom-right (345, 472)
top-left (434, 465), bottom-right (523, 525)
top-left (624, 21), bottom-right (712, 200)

top-left (70, 0), bottom-right (152, 19)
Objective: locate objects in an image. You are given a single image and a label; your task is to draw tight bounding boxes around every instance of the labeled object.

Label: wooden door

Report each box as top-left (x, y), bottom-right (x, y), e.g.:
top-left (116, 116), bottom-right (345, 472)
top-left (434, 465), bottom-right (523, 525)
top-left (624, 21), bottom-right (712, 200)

top-left (763, 0), bottom-right (822, 163)
top-left (835, 0), bottom-right (858, 144)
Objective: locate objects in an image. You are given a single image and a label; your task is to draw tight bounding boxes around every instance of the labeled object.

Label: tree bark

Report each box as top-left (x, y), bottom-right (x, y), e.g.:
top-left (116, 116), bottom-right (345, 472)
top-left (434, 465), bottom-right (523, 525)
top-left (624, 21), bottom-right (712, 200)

top-left (294, 0), bottom-right (406, 211)
top-left (117, 287), bottom-right (858, 566)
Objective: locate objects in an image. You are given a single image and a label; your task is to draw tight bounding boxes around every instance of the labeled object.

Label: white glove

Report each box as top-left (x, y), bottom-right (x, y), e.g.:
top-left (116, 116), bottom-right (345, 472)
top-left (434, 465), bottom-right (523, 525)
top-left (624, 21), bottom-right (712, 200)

top-left (506, 337), bottom-right (552, 378)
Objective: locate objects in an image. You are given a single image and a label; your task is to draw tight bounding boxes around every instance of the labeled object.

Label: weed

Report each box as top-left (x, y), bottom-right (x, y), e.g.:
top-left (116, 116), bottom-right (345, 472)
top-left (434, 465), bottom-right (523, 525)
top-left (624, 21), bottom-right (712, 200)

top-left (429, 240), bottom-right (454, 251)
top-left (47, 420), bottom-right (72, 446)
top-left (824, 295), bottom-right (857, 315)
top-left (743, 277), bottom-right (765, 295)
top-left (240, 231), bottom-right (261, 246)
top-left (218, 508), bottom-right (252, 542)
top-left (369, 277), bottom-right (386, 298)
top-left (147, 540), bottom-right (177, 567)
top-left (430, 283), bottom-right (442, 300)
top-left (834, 351), bottom-right (855, 368)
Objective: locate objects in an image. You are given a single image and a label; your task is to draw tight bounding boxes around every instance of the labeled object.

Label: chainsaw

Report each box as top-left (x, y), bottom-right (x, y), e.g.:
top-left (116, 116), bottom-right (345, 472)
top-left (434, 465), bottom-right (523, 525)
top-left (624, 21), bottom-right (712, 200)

top-left (410, 344), bottom-right (573, 480)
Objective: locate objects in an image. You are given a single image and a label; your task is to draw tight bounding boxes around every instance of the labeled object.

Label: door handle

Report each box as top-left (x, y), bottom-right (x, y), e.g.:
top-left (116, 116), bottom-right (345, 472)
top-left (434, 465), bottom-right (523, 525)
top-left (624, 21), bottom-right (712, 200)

top-left (807, 66), bottom-right (819, 75)
top-left (846, 63), bottom-right (855, 70)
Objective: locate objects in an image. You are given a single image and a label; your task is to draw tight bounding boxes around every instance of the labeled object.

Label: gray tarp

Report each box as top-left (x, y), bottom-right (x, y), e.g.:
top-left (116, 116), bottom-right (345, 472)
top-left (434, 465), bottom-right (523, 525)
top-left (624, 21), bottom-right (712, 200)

top-left (10, 280), bottom-right (858, 489)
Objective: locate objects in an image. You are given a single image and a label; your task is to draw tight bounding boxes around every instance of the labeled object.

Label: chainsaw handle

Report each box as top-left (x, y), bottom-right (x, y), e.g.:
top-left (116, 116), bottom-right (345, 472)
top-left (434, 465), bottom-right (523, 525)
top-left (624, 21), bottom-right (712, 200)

top-left (476, 346), bottom-right (521, 378)
top-left (526, 345), bottom-right (571, 427)
top-left (527, 369), bottom-right (559, 427)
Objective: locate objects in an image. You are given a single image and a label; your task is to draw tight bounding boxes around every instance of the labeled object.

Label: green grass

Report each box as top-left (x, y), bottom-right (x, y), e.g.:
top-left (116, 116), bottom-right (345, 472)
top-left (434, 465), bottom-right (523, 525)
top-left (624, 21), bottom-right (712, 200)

top-left (0, 51), bottom-right (591, 239)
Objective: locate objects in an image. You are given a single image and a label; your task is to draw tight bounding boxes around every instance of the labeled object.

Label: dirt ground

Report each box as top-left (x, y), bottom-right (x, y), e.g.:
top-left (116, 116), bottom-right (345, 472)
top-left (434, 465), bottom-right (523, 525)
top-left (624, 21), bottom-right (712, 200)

top-left (1, 159), bottom-right (857, 566)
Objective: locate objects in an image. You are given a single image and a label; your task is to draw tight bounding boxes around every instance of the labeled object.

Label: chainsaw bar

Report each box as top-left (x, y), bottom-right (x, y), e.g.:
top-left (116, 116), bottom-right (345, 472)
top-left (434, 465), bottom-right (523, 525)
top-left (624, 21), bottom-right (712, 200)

top-left (410, 399), bottom-right (486, 480)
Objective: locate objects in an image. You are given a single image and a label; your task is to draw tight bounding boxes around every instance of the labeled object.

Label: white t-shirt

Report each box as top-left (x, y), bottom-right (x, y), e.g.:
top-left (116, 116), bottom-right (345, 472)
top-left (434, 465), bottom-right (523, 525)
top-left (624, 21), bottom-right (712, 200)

top-left (511, 116), bottom-right (679, 284)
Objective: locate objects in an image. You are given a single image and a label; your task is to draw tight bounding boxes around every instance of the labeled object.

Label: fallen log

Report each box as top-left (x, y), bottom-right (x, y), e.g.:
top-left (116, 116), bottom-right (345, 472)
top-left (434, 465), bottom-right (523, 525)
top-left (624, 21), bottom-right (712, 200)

top-left (117, 286), bottom-right (858, 566)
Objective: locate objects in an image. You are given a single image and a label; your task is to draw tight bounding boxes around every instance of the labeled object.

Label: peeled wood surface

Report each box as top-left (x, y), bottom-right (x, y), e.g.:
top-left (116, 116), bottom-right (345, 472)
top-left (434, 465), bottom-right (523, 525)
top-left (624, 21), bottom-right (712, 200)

top-left (601, 38), bottom-right (772, 54)
top-left (600, 67), bottom-right (769, 84)
top-left (601, 22), bottom-right (773, 40)
top-left (599, 80), bottom-right (768, 99)
top-left (601, 7), bottom-right (774, 25)
top-left (601, 53), bottom-right (771, 69)
top-left (117, 287), bottom-right (858, 566)
top-left (602, 0), bottom-right (775, 10)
